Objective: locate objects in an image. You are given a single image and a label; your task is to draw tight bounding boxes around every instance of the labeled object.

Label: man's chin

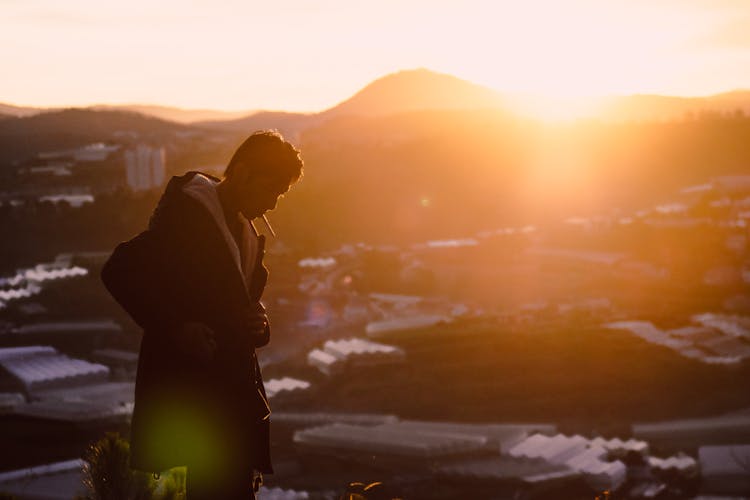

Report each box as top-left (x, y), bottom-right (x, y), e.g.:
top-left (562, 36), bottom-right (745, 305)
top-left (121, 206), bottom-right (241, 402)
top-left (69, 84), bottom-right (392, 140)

top-left (241, 209), bottom-right (262, 221)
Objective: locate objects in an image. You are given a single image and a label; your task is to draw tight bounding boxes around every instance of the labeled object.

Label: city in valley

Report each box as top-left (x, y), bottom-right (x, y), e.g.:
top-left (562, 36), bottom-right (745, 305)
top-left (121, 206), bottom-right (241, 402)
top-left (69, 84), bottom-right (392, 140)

top-left (1, 70), bottom-right (750, 499)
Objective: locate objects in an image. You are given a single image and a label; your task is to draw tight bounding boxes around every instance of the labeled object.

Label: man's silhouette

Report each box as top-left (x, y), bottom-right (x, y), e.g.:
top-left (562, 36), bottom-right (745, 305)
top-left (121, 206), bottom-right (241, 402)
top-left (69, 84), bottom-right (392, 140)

top-left (102, 130), bottom-right (303, 499)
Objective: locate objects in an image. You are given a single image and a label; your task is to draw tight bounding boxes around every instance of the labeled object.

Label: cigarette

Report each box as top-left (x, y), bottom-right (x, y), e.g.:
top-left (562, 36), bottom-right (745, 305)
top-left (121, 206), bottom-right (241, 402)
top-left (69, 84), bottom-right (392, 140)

top-left (262, 214), bottom-right (277, 238)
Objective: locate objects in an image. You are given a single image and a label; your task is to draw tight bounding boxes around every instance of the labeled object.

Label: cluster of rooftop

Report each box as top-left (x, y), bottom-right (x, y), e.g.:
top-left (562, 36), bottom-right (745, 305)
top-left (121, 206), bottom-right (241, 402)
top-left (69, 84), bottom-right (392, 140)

top-left (607, 314), bottom-right (750, 366)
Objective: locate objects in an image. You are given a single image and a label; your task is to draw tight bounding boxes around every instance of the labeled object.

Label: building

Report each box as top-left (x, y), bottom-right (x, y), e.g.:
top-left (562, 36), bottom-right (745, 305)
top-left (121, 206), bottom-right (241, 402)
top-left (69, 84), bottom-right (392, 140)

top-left (124, 144), bottom-right (166, 192)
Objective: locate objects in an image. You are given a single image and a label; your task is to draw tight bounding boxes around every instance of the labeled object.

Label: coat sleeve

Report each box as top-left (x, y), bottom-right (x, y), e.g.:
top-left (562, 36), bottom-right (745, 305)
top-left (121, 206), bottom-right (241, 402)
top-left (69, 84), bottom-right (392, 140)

top-left (101, 226), bottom-right (183, 336)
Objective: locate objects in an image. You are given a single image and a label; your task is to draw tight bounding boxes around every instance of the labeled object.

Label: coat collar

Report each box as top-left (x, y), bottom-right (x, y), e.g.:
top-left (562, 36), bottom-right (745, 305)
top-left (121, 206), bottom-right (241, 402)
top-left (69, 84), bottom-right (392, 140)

top-left (181, 173), bottom-right (259, 287)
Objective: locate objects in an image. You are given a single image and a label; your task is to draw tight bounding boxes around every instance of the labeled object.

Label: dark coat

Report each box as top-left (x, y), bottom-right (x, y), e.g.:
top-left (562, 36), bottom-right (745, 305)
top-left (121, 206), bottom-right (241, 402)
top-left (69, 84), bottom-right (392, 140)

top-left (101, 171), bottom-right (273, 474)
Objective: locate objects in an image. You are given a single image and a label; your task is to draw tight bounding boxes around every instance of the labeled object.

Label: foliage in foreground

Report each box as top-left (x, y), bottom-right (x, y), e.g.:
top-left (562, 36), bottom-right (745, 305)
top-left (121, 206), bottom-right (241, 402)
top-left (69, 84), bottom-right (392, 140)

top-left (77, 432), bottom-right (183, 500)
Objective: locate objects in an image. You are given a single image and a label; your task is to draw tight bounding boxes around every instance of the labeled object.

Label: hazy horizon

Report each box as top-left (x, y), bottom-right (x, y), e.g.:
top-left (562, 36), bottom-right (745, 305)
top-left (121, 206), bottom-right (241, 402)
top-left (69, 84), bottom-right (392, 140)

top-left (3, 0), bottom-right (750, 112)
top-left (3, 67), bottom-right (750, 115)
top-left (3, 3), bottom-right (750, 499)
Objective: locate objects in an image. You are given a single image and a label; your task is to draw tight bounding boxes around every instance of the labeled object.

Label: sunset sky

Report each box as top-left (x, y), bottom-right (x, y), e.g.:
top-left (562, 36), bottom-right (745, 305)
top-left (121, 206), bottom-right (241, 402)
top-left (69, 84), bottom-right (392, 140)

top-left (2, 0), bottom-right (750, 111)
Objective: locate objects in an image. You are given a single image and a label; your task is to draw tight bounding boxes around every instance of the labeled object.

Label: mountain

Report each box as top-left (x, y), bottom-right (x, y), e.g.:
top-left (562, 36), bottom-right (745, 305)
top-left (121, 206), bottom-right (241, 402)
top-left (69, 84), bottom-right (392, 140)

top-left (320, 68), bottom-right (507, 118)
top-left (193, 69), bottom-right (508, 135)
top-left (3, 70), bottom-right (750, 126)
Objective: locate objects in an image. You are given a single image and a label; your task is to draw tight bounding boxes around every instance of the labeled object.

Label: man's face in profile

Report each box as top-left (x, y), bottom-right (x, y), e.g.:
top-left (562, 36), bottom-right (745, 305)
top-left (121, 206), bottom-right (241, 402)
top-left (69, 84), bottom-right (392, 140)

top-left (235, 167), bottom-right (294, 220)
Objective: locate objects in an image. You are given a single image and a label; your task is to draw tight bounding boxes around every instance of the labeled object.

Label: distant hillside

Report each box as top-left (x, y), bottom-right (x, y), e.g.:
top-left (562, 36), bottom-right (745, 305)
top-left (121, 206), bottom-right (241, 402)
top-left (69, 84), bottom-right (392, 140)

top-left (6, 69), bottom-right (748, 130)
top-left (198, 69), bottom-right (510, 136)
top-left (0, 108), bottom-right (193, 166)
top-left (90, 104), bottom-right (254, 124)
top-left (3, 70), bottom-right (750, 235)
top-left (0, 103), bottom-right (46, 118)
top-left (709, 90), bottom-right (750, 110)
top-left (320, 68), bottom-right (507, 119)
top-left (267, 106), bottom-right (750, 248)
top-left (598, 91), bottom-right (750, 122)
top-left (0, 102), bottom-right (254, 123)
top-left (195, 110), bottom-right (317, 140)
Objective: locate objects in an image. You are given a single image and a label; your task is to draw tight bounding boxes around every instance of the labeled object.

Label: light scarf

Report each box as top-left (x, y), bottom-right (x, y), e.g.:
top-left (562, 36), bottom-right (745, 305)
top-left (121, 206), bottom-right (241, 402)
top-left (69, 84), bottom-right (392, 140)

top-left (181, 173), bottom-right (259, 293)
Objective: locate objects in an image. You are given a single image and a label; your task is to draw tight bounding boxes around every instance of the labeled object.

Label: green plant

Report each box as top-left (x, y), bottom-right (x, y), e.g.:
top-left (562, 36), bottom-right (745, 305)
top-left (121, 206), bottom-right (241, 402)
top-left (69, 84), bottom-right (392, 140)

top-left (152, 467), bottom-right (185, 500)
top-left (80, 432), bottom-right (155, 500)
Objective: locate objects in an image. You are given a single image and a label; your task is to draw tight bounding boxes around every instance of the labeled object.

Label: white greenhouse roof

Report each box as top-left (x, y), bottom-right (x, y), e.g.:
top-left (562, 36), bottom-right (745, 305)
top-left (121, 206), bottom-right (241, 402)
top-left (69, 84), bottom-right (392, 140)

top-left (509, 433), bottom-right (589, 464)
top-left (366, 315), bottom-right (447, 337)
top-left (605, 321), bottom-right (691, 349)
top-left (648, 454), bottom-right (698, 473)
top-left (379, 420), bottom-right (555, 452)
top-left (699, 445), bottom-right (750, 477)
top-left (507, 433), bottom-right (627, 491)
top-left (369, 293), bottom-right (424, 305)
top-left (265, 377), bottom-right (311, 398)
top-left (258, 486), bottom-right (310, 500)
top-left (0, 392), bottom-right (25, 413)
top-left (693, 313), bottom-right (750, 340)
top-left (0, 345), bottom-right (109, 392)
top-left (294, 422), bottom-right (488, 458)
top-left (425, 238), bottom-right (479, 248)
top-left (12, 382), bottom-right (135, 423)
top-left (527, 247), bottom-right (625, 266)
top-left (590, 436), bottom-right (649, 456)
top-left (0, 345), bottom-right (55, 360)
top-left (308, 338), bottom-right (404, 375)
top-left (323, 338), bottom-right (403, 359)
top-left (272, 412), bottom-right (398, 427)
top-left (633, 414), bottom-right (750, 443)
top-left (13, 319), bottom-right (122, 335)
top-left (438, 456), bottom-right (579, 484)
top-left (298, 257), bottom-right (336, 268)
top-left (0, 459), bottom-right (85, 500)
top-left (0, 283), bottom-right (42, 302)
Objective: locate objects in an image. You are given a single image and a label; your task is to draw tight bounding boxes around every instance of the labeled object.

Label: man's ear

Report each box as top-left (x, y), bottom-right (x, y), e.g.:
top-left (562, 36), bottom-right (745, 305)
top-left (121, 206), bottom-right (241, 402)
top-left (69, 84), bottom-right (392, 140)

top-left (233, 161), bottom-right (254, 185)
top-left (224, 162), bottom-right (243, 189)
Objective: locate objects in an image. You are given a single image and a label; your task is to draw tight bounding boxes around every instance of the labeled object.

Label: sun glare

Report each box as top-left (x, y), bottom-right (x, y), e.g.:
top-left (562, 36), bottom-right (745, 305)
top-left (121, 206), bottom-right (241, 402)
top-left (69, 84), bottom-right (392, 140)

top-left (1, 1), bottom-right (748, 112)
top-left (507, 94), bottom-right (608, 122)
top-left (446, 1), bottom-right (723, 121)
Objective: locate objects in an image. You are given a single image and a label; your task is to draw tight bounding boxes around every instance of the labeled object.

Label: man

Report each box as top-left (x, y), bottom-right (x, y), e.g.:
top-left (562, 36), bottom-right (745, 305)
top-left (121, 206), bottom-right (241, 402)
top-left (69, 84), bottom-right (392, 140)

top-left (102, 130), bottom-right (303, 499)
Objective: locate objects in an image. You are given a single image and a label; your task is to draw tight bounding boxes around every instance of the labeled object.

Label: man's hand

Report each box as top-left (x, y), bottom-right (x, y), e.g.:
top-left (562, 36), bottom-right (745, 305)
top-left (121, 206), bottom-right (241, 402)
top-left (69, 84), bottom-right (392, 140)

top-left (246, 302), bottom-right (269, 339)
top-left (179, 322), bottom-right (217, 364)
top-left (246, 302), bottom-right (269, 348)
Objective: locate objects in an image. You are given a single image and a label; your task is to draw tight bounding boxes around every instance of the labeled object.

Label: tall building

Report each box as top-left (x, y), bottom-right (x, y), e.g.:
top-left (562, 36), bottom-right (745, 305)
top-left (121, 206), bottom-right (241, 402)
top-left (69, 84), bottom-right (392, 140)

top-left (124, 145), bottom-right (166, 192)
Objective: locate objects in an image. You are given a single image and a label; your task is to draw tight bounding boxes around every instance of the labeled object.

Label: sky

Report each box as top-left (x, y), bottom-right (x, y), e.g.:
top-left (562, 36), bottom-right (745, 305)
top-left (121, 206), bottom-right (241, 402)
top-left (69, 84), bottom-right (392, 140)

top-left (2, 0), bottom-right (750, 112)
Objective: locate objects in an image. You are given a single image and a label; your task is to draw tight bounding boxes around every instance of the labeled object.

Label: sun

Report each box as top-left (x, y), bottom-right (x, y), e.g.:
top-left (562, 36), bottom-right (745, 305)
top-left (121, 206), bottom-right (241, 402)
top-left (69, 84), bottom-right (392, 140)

top-left (506, 94), bottom-right (608, 122)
